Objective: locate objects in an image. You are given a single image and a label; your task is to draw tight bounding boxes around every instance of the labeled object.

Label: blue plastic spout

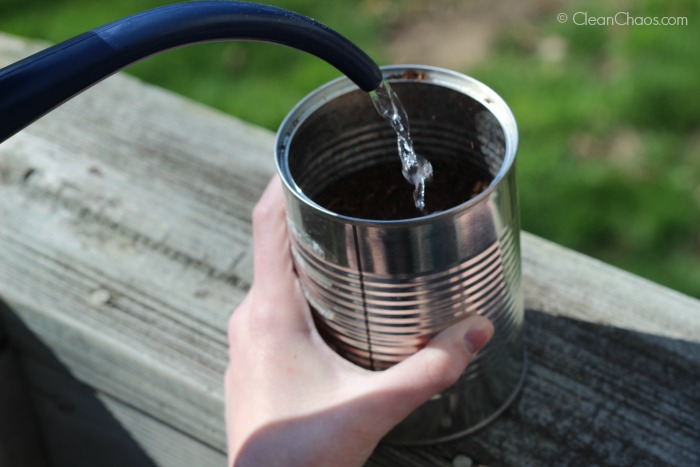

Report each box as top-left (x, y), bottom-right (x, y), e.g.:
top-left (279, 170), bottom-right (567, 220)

top-left (0, 1), bottom-right (382, 143)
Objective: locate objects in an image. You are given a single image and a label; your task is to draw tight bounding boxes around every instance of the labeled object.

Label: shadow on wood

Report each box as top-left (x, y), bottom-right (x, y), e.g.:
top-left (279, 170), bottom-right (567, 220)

top-left (0, 300), bottom-right (157, 467)
top-left (371, 309), bottom-right (700, 466)
top-left (0, 323), bottom-right (47, 466)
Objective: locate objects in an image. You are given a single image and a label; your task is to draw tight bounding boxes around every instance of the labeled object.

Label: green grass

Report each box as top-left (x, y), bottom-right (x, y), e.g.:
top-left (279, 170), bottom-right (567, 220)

top-left (3, 0), bottom-right (699, 297)
top-left (474, 0), bottom-right (700, 297)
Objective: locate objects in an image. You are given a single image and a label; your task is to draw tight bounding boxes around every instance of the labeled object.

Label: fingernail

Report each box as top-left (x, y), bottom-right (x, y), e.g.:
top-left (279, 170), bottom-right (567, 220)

top-left (464, 318), bottom-right (494, 355)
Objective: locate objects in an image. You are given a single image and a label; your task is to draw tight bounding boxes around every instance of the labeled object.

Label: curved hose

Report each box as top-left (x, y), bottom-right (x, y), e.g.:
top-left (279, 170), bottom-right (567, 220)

top-left (0, 1), bottom-right (382, 142)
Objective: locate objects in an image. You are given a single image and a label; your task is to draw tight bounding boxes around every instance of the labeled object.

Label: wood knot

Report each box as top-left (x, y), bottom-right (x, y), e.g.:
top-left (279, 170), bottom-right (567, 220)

top-left (22, 168), bottom-right (37, 183)
top-left (89, 288), bottom-right (113, 306)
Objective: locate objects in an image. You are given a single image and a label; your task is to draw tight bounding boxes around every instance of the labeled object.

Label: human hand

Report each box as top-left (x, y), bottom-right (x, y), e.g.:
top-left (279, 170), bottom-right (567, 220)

top-left (225, 175), bottom-right (494, 467)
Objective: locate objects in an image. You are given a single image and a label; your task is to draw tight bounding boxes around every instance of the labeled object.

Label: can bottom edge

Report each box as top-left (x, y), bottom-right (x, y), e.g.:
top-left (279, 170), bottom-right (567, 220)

top-left (381, 346), bottom-right (528, 446)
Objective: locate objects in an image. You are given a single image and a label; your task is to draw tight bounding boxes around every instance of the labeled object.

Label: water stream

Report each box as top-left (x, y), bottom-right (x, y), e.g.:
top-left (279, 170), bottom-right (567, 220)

top-left (370, 80), bottom-right (433, 212)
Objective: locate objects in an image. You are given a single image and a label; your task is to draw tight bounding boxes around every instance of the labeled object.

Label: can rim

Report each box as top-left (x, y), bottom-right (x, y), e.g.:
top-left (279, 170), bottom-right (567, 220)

top-left (275, 64), bottom-right (519, 226)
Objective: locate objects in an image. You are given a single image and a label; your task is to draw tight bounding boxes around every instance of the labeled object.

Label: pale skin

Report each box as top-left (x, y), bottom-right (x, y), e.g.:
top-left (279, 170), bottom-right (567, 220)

top-left (225, 175), bottom-right (494, 467)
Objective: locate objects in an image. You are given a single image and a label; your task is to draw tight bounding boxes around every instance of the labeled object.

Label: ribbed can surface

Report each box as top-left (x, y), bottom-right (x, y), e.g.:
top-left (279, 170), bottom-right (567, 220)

top-left (276, 66), bottom-right (525, 444)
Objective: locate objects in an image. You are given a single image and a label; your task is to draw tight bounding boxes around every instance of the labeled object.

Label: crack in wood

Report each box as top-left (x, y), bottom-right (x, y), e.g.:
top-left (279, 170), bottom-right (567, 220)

top-left (16, 179), bottom-right (250, 291)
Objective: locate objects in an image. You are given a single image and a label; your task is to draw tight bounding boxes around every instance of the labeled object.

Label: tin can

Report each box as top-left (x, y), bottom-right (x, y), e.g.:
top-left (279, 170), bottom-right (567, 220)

top-left (275, 65), bottom-right (526, 444)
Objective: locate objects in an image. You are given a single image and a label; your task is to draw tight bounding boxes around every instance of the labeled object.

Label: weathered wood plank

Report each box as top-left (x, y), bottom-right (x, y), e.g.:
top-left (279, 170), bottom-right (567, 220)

top-left (1, 32), bottom-right (273, 462)
top-left (522, 234), bottom-right (699, 342)
top-left (1, 33), bottom-right (698, 466)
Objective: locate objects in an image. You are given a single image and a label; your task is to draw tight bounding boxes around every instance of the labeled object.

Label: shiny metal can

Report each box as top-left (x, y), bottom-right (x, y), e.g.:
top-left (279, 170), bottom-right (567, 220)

top-left (275, 65), bottom-right (526, 444)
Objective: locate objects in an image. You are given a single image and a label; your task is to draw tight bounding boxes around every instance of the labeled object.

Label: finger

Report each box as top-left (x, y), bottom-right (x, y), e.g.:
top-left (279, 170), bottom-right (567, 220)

top-left (252, 175), bottom-right (292, 293)
top-left (369, 315), bottom-right (494, 421)
top-left (249, 175), bottom-right (312, 331)
top-left (227, 293), bottom-right (253, 345)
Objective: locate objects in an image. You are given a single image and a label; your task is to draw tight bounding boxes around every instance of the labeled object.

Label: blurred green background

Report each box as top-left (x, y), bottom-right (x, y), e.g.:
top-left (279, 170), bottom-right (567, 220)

top-left (3, 0), bottom-right (699, 297)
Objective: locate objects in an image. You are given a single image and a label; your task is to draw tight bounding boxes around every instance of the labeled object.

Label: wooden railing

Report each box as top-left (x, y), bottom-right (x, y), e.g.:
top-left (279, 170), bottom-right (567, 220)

top-left (1, 33), bottom-right (698, 466)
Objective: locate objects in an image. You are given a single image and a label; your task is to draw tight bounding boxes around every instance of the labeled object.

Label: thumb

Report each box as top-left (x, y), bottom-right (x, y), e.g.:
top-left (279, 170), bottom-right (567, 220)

top-left (371, 315), bottom-right (494, 422)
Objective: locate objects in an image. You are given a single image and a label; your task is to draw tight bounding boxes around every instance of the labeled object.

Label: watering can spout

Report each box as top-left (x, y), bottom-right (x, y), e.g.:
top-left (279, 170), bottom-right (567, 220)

top-left (0, 1), bottom-right (382, 143)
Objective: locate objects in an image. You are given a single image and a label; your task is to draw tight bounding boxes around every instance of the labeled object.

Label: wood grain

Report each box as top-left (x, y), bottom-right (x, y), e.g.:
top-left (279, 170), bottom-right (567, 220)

top-left (1, 33), bottom-right (698, 466)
